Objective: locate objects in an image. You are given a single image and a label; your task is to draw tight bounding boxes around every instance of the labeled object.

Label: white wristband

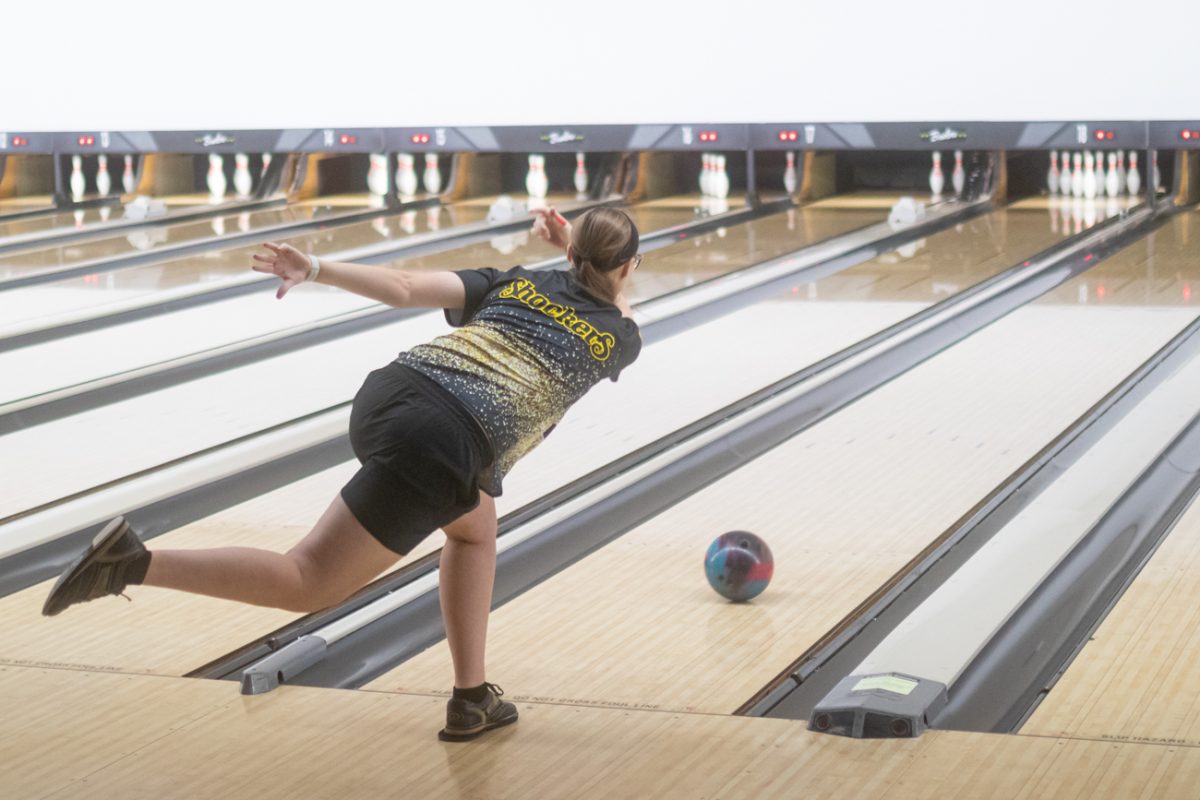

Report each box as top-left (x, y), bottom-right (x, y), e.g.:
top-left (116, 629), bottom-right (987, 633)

top-left (306, 254), bottom-right (320, 282)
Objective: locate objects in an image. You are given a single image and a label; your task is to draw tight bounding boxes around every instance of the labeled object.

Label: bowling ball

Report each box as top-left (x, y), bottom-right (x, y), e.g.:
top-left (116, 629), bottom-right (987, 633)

top-left (704, 531), bottom-right (774, 602)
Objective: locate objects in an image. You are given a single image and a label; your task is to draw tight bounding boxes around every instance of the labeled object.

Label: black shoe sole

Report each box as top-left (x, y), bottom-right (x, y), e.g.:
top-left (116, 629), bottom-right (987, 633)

top-left (438, 713), bottom-right (518, 742)
top-left (42, 516), bottom-right (131, 617)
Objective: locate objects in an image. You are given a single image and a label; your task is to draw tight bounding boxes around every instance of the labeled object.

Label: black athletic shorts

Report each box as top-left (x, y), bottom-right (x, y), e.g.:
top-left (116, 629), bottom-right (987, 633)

top-left (342, 362), bottom-right (494, 555)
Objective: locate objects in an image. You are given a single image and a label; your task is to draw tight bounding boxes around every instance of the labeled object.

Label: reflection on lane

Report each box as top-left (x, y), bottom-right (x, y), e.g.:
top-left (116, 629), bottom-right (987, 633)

top-left (1034, 208), bottom-right (1200, 307)
top-left (0, 201), bottom-right (367, 281)
top-left (0, 198), bottom-right (724, 402)
top-left (0, 195), bottom-right (704, 335)
top-left (0, 200), bottom-right (208, 242)
top-left (0, 204), bottom-right (493, 332)
top-left (628, 205), bottom-right (882, 302)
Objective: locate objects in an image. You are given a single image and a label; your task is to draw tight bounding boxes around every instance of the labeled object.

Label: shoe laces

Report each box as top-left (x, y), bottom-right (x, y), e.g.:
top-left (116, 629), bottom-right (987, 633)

top-left (484, 682), bottom-right (504, 697)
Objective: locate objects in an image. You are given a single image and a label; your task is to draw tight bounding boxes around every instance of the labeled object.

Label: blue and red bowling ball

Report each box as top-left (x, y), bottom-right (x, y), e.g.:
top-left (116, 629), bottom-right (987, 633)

top-left (704, 531), bottom-right (774, 601)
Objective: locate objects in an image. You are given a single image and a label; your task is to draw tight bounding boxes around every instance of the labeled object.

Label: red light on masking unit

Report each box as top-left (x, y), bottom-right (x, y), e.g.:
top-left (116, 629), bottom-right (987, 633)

top-left (10, 136), bottom-right (29, 147)
top-left (77, 136), bottom-right (95, 147)
top-left (339, 134), bottom-right (357, 145)
top-left (410, 133), bottom-right (431, 144)
top-left (699, 131), bottom-right (718, 143)
top-left (777, 131), bottom-right (799, 142)
top-left (1182, 130), bottom-right (1200, 141)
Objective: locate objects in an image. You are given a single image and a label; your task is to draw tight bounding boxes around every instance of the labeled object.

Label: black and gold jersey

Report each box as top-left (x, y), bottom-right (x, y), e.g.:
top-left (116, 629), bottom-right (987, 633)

top-left (396, 266), bottom-right (642, 495)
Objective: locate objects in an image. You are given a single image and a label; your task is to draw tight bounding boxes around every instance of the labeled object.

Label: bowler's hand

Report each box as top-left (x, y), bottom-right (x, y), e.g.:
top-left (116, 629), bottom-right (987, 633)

top-left (531, 207), bottom-right (572, 251)
top-left (252, 242), bottom-right (311, 299)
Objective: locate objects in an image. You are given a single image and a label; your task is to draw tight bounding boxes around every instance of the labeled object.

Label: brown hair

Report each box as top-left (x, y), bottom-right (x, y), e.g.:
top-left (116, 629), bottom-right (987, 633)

top-left (569, 207), bottom-right (639, 302)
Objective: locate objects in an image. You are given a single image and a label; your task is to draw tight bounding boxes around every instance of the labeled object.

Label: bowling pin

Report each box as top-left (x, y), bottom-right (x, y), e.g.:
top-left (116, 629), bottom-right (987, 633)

top-left (69, 155), bottom-right (86, 201)
top-left (96, 154), bottom-right (112, 196)
top-left (122, 155), bottom-right (136, 194)
top-left (1116, 151), bottom-right (1127, 194)
top-left (398, 153), bottom-right (419, 197)
top-left (423, 153), bottom-right (442, 194)
top-left (261, 153), bottom-right (272, 178)
top-left (207, 154), bottom-right (227, 200)
top-left (699, 154), bottom-right (711, 197)
top-left (713, 155), bottom-right (730, 199)
top-left (367, 153), bottom-right (389, 197)
top-left (929, 152), bottom-right (944, 197)
top-left (783, 150), bottom-right (798, 194)
top-left (1082, 151), bottom-right (1097, 199)
top-left (1127, 151), bottom-right (1141, 195)
top-left (1093, 150), bottom-right (1105, 198)
top-left (1153, 152), bottom-right (1162, 192)
top-left (526, 154), bottom-right (539, 198)
top-left (1047, 150), bottom-right (1060, 194)
top-left (1059, 151), bottom-right (1073, 196)
top-left (1105, 152), bottom-right (1120, 197)
top-left (525, 154), bottom-right (548, 199)
top-left (573, 152), bottom-right (588, 195)
top-left (233, 153), bottom-right (253, 197)
top-left (951, 149), bottom-right (965, 195)
top-left (1072, 152), bottom-right (1084, 198)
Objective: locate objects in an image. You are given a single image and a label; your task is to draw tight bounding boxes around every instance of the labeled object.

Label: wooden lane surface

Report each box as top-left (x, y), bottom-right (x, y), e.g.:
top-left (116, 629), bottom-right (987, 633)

top-left (0, 204), bottom-right (486, 334)
top-left (4, 665), bottom-right (1200, 800)
top-left (0, 190), bottom-right (586, 280)
top-left (0, 194), bottom-right (214, 242)
top-left (0, 202), bottom-right (369, 280)
top-left (0, 191), bottom-right (701, 339)
top-left (0, 202), bottom-right (881, 520)
top-left (0, 193), bottom-right (712, 408)
top-left (0, 195), bottom-right (54, 211)
top-left (365, 213), bottom-right (1200, 714)
top-left (0, 189), bottom-right (908, 407)
top-left (1023, 447), bottom-right (1200, 745)
top-left (0, 206), bottom-right (1042, 673)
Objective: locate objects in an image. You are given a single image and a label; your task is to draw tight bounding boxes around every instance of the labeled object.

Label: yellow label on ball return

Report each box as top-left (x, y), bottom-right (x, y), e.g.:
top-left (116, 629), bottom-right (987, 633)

top-left (852, 675), bottom-right (919, 696)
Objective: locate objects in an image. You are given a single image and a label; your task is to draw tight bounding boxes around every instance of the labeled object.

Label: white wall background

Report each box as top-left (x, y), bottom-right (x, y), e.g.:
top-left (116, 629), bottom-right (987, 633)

top-left (4, 0), bottom-right (1197, 131)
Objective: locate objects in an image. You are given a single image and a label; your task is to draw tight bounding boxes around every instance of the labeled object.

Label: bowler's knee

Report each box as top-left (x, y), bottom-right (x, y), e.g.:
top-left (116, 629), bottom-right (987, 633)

top-left (283, 551), bottom-right (356, 613)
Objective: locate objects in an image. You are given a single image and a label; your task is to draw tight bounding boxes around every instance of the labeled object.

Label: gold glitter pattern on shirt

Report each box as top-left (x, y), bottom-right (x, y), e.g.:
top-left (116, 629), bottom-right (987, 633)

top-left (398, 320), bottom-right (599, 494)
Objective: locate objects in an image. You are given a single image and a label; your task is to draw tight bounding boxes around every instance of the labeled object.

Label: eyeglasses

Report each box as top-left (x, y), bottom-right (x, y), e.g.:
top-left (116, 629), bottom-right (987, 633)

top-left (631, 253), bottom-right (643, 270)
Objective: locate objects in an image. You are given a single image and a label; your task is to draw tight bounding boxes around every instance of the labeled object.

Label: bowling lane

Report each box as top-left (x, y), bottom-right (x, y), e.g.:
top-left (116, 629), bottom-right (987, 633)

top-left (0, 191), bottom-right (835, 407)
top-left (0, 198), bottom-right (377, 284)
top-left (361, 211), bottom-right (1200, 715)
top-left (0, 193), bottom-right (596, 341)
top-left (1022, 462), bottom-right (1200, 744)
top-left (0, 197), bottom-right (215, 245)
top-left (0, 196), bottom-right (55, 218)
top-left (0, 196), bottom-right (878, 518)
top-left (0, 202), bottom-right (1071, 675)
